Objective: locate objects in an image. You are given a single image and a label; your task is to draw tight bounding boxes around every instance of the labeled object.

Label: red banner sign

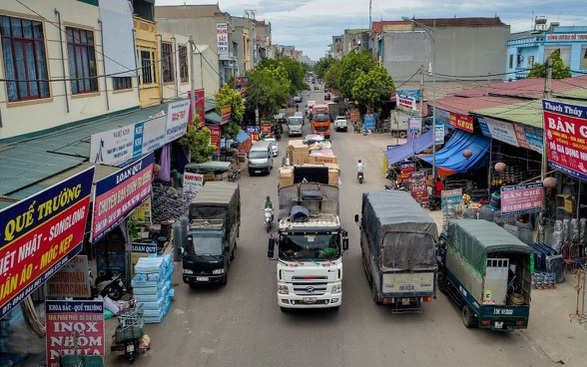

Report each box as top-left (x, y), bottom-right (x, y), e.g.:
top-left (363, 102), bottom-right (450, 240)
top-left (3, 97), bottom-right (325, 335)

top-left (543, 100), bottom-right (587, 181)
top-left (188, 89), bottom-right (205, 128)
top-left (221, 105), bottom-right (232, 125)
top-left (409, 171), bottom-right (429, 203)
top-left (207, 125), bottom-right (221, 151)
top-left (0, 168), bottom-right (94, 319)
top-left (349, 109), bottom-right (361, 122)
top-left (449, 112), bottom-right (474, 133)
top-left (260, 123), bottom-right (272, 135)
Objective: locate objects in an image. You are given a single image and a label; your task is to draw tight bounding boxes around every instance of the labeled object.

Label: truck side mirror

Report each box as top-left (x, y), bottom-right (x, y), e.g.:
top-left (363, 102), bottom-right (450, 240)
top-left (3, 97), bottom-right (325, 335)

top-left (267, 238), bottom-right (275, 258)
top-left (343, 238), bottom-right (349, 251)
top-left (354, 214), bottom-right (359, 223)
top-left (179, 247), bottom-right (185, 257)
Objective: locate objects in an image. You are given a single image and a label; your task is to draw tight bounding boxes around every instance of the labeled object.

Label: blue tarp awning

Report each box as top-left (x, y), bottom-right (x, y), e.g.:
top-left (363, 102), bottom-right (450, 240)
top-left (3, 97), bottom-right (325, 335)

top-left (235, 129), bottom-right (249, 143)
top-left (384, 129), bottom-right (433, 165)
top-left (420, 129), bottom-right (490, 176)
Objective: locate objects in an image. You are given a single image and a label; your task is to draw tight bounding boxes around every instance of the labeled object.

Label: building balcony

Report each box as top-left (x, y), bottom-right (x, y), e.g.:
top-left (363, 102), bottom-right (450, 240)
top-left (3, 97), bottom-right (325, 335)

top-left (219, 51), bottom-right (237, 61)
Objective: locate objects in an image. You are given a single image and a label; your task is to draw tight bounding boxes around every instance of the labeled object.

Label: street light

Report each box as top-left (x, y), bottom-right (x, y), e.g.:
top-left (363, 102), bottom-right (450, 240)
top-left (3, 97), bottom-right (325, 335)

top-left (402, 16), bottom-right (437, 177)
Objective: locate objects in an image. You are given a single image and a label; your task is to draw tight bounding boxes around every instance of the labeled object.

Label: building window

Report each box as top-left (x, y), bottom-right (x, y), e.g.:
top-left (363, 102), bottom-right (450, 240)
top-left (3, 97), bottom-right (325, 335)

top-left (161, 42), bottom-right (174, 83)
top-left (509, 54), bottom-right (514, 69)
top-left (179, 45), bottom-right (188, 83)
top-left (0, 15), bottom-right (50, 102)
top-left (233, 41), bottom-right (238, 56)
top-left (66, 27), bottom-right (97, 94)
top-left (545, 46), bottom-right (571, 67)
top-left (581, 46), bottom-right (587, 69)
top-left (527, 55), bottom-right (534, 68)
top-left (113, 77), bottom-right (132, 90)
top-left (140, 49), bottom-right (155, 85)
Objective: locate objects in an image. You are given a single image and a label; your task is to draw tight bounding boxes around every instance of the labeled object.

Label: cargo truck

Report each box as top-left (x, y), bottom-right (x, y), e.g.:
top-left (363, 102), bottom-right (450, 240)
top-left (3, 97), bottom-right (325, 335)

top-left (268, 167), bottom-right (348, 311)
top-left (355, 190), bottom-right (438, 312)
top-left (180, 182), bottom-right (240, 286)
top-left (437, 219), bottom-right (532, 331)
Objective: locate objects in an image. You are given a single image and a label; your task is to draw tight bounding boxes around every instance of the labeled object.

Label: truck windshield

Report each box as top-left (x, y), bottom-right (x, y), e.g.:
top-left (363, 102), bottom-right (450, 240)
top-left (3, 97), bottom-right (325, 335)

top-left (382, 233), bottom-right (435, 270)
top-left (186, 235), bottom-right (223, 256)
top-left (313, 114), bottom-right (330, 122)
top-left (288, 118), bottom-right (302, 126)
top-left (279, 234), bottom-right (340, 260)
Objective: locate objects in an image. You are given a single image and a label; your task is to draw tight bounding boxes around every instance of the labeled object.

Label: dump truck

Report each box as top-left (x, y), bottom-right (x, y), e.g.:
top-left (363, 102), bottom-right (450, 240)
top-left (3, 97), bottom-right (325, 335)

top-left (180, 181), bottom-right (240, 286)
top-left (437, 219), bottom-right (532, 331)
top-left (355, 190), bottom-right (438, 312)
top-left (268, 167), bottom-right (348, 311)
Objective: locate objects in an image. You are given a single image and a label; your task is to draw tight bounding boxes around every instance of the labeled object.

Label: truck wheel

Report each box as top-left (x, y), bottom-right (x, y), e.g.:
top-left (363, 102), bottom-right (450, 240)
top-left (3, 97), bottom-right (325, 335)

top-left (462, 305), bottom-right (476, 328)
top-left (221, 274), bottom-right (228, 286)
top-left (437, 273), bottom-right (447, 294)
top-left (371, 282), bottom-right (382, 305)
top-left (399, 131), bottom-right (407, 139)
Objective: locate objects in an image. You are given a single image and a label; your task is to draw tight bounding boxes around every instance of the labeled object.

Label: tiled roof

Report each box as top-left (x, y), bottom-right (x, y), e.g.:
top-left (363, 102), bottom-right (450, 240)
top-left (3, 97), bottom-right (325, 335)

top-left (414, 17), bottom-right (506, 28)
top-left (372, 21), bottom-right (411, 33)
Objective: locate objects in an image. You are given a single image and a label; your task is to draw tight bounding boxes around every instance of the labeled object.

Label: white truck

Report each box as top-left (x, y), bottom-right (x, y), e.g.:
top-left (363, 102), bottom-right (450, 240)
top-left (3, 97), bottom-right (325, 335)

top-left (268, 167), bottom-right (348, 311)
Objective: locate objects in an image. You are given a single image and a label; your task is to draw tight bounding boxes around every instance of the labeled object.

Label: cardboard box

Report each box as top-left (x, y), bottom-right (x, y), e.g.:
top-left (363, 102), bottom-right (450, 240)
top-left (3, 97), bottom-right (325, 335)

top-left (289, 144), bottom-right (310, 165)
top-left (328, 167), bottom-right (339, 187)
top-left (556, 194), bottom-right (575, 213)
top-left (279, 166), bottom-right (294, 188)
top-left (309, 154), bottom-right (338, 165)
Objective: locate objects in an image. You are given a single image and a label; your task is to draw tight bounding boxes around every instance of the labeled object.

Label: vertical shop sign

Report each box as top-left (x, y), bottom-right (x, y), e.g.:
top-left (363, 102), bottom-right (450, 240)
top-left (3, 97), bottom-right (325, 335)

top-left (408, 116), bottom-right (421, 141)
top-left (435, 125), bottom-right (445, 144)
top-left (207, 125), bottom-right (221, 151)
top-left (0, 168), bottom-right (94, 319)
top-left (220, 105), bottom-right (232, 125)
top-left (543, 99), bottom-right (587, 181)
top-left (47, 255), bottom-right (92, 298)
top-left (45, 300), bottom-right (104, 366)
top-left (183, 172), bottom-right (204, 193)
top-left (216, 23), bottom-right (229, 57)
top-left (409, 171), bottom-right (428, 203)
top-left (165, 99), bottom-right (191, 143)
top-left (187, 89), bottom-right (206, 128)
top-left (364, 114), bottom-right (375, 131)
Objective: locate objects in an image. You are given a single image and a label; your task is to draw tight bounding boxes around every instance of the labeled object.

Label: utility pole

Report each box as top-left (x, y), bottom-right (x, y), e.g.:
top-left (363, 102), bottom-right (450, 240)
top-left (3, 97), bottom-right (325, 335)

top-left (418, 66), bottom-right (424, 157)
top-left (368, 0), bottom-right (372, 29)
top-left (539, 57), bottom-right (553, 242)
top-left (189, 35), bottom-right (196, 125)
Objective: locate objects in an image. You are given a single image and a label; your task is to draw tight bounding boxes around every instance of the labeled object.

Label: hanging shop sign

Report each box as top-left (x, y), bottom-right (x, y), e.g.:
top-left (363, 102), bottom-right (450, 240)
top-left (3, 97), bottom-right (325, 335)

top-left (183, 172), bottom-right (204, 193)
top-left (500, 183), bottom-right (543, 216)
top-left (260, 123), bottom-right (272, 135)
top-left (216, 23), bottom-right (229, 57)
top-left (441, 188), bottom-right (463, 212)
top-left (220, 105), bottom-right (232, 125)
top-left (46, 300), bottom-right (105, 366)
top-left (246, 126), bottom-right (260, 142)
top-left (207, 125), bottom-right (221, 151)
top-left (513, 123), bottom-right (543, 153)
top-left (409, 171), bottom-right (429, 203)
top-left (543, 99), bottom-right (587, 181)
top-left (0, 168), bottom-right (94, 319)
top-left (165, 99), bottom-right (191, 143)
top-left (408, 116), bottom-right (421, 141)
top-left (364, 114), bottom-right (375, 131)
top-left (396, 89), bottom-right (421, 101)
top-left (47, 255), bottom-right (91, 298)
top-left (396, 94), bottom-right (418, 113)
top-left (478, 116), bottom-right (519, 147)
top-left (90, 115), bottom-right (166, 167)
top-left (349, 109), bottom-right (361, 123)
top-left (435, 125), bottom-right (445, 144)
top-left (187, 89), bottom-right (206, 128)
top-left (449, 112), bottom-right (474, 133)
top-left (92, 154), bottom-right (154, 242)
top-left (399, 161), bottom-right (416, 182)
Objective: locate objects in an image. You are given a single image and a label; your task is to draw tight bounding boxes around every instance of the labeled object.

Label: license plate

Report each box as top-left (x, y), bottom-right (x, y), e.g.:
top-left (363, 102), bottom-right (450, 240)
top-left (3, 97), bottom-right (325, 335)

top-left (255, 170), bottom-right (261, 173)
top-left (196, 276), bottom-right (209, 282)
top-left (126, 344), bottom-right (135, 352)
top-left (494, 321), bottom-right (504, 329)
top-left (401, 298), bottom-right (411, 306)
top-left (303, 297), bottom-right (317, 304)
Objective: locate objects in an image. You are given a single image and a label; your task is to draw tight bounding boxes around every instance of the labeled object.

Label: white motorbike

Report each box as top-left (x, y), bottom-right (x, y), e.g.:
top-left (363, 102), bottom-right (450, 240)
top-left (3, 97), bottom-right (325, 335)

top-left (264, 207), bottom-right (274, 232)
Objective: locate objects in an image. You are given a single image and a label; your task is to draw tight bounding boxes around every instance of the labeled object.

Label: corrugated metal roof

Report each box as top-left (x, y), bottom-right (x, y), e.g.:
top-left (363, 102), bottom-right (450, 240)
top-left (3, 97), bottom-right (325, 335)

top-left (414, 17), bottom-right (506, 27)
top-left (0, 104), bottom-right (165, 197)
top-left (432, 96), bottom-right (523, 116)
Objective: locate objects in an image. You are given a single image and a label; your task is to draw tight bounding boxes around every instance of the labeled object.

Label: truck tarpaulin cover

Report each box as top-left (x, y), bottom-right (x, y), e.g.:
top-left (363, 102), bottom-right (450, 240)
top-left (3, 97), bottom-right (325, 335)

top-left (293, 166), bottom-right (329, 184)
top-left (362, 191), bottom-right (438, 269)
top-left (189, 181), bottom-right (239, 220)
top-left (420, 129), bottom-right (490, 176)
top-left (447, 220), bottom-right (532, 273)
top-left (290, 205), bottom-right (310, 222)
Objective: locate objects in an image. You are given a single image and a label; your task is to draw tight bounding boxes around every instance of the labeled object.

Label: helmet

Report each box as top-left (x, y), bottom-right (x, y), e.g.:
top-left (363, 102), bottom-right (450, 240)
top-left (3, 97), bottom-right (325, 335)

top-left (266, 196), bottom-right (271, 201)
top-left (358, 159), bottom-right (362, 163)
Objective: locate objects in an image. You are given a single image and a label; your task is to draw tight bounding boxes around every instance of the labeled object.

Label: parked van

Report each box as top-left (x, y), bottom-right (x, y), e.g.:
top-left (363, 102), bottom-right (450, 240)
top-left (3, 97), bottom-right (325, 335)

top-left (248, 141), bottom-right (274, 175)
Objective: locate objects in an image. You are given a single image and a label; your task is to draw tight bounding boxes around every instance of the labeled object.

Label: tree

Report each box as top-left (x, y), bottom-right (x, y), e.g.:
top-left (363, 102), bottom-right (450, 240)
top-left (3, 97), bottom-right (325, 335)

top-left (338, 50), bottom-right (377, 98)
top-left (324, 59), bottom-right (341, 91)
top-left (179, 116), bottom-right (216, 163)
top-left (215, 83), bottom-right (245, 139)
top-left (527, 49), bottom-right (571, 79)
top-left (245, 66), bottom-right (290, 118)
top-left (277, 56), bottom-right (306, 95)
top-left (315, 56), bottom-right (335, 79)
top-left (351, 66), bottom-right (395, 113)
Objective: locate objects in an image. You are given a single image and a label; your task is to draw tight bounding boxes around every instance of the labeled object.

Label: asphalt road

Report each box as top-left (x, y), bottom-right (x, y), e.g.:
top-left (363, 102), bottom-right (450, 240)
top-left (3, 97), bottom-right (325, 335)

top-left (109, 85), bottom-right (556, 367)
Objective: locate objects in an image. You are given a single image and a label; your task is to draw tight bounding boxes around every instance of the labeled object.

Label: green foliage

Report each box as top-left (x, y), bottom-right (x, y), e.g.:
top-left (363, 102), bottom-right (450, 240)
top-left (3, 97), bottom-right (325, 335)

top-left (245, 67), bottom-right (290, 118)
top-left (314, 56), bottom-right (335, 79)
top-left (277, 56), bottom-right (306, 95)
top-left (215, 83), bottom-right (245, 139)
top-left (351, 66), bottom-right (395, 113)
top-left (324, 59), bottom-right (341, 91)
top-left (179, 117), bottom-right (216, 163)
top-left (339, 50), bottom-right (377, 98)
top-left (527, 49), bottom-right (571, 79)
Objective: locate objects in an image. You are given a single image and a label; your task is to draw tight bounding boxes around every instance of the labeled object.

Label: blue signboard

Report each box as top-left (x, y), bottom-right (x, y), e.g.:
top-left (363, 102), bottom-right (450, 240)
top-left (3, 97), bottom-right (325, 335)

top-left (396, 89), bottom-right (421, 101)
top-left (364, 114), bottom-right (375, 131)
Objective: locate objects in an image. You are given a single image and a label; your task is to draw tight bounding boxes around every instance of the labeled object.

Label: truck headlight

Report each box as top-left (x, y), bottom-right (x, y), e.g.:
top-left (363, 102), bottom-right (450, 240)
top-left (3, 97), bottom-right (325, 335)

top-left (183, 269), bottom-right (194, 275)
top-left (278, 285), bottom-right (289, 294)
top-left (212, 268), bottom-right (225, 275)
top-left (331, 285), bottom-right (342, 294)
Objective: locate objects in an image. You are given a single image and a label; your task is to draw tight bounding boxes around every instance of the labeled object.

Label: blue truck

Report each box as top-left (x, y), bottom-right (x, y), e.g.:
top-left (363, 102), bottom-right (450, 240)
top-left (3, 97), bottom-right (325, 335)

top-left (437, 219), bottom-right (533, 331)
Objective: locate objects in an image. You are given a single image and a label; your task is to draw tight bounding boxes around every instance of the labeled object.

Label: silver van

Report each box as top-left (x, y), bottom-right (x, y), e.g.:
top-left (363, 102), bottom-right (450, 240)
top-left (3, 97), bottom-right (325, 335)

top-left (248, 141), bottom-right (274, 175)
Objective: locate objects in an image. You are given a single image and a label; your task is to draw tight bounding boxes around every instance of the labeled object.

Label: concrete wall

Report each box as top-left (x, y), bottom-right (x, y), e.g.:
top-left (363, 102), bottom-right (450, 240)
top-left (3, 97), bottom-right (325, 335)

top-left (382, 32), bottom-right (431, 81)
top-left (194, 45), bottom-right (220, 98)
top-left (0, 1), bottom-right (139, 140)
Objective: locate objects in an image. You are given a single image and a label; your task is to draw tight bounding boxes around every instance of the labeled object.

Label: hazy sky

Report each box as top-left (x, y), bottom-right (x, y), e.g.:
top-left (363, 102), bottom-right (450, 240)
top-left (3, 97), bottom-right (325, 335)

top-left (155, 0), bottom-right (587, 60)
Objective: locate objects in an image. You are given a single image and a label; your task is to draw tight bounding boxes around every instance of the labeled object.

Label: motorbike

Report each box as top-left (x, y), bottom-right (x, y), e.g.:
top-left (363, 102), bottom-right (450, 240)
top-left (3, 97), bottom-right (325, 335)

top-left (111, 300), bottom-right (145, 362)
top-left (357, 172), bottom-right (364, 184)
top-left (91, 271), bottom-right (126, 301)
top-left (264, 207), bottom-right (274, 232)
top-left (428, 195), bottom-right (441, 211)
top-left (228, 168), bottom-right (241, 182)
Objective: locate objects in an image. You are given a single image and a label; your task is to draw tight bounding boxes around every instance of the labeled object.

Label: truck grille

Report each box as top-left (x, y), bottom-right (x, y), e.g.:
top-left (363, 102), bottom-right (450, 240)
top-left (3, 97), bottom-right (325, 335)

top-left (293, 282), bottom-right (327, 295)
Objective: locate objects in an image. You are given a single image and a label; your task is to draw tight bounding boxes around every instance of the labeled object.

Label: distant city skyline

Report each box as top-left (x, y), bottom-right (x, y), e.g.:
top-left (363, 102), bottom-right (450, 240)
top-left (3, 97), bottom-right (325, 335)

top-left (156, 0), bottom-right (587, 60)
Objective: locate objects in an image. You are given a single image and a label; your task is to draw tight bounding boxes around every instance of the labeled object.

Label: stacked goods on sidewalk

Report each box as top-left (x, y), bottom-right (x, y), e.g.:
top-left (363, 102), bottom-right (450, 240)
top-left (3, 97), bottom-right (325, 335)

top-left (131, 254), bottom-right (175, 323)
top-left (280, 140), bottom-right (340, 187)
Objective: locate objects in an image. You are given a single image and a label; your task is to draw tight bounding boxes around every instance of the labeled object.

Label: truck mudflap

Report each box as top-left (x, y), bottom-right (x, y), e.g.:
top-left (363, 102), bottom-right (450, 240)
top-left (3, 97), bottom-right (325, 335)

top-left (379, 292), bottom-right (434, 313)
top-left (445, 270), bottom-right (529, 330)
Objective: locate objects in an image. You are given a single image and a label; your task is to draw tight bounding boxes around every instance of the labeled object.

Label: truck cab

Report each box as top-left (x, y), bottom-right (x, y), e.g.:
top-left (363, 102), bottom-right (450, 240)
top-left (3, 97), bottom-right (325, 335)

top-left (182, 219), bottom-right (232, 286)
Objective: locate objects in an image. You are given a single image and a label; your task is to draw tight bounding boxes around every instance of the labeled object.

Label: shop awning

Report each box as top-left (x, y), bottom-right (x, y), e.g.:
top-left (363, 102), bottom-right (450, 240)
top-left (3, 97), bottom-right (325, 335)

top-left (384, 129), bottom-right (433, 166)
top-left (205, 111), bottom-right (222, 124)
top-left (420, 129), bottom-right (490, 177)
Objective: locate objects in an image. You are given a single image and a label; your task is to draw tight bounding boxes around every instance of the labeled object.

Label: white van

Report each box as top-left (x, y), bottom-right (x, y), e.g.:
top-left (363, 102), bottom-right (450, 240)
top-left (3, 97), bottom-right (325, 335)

top-left (248, 141), bottom-right (274, 175)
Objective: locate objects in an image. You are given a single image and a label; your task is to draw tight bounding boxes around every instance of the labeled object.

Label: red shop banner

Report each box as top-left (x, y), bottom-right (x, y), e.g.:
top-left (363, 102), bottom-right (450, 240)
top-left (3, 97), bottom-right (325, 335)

top-left (409, 171), bottom-right (429, 203)
top-left (260, 123), bottom-right (272, 135)
top-left (449, 112), bottom-right (474, 133)
top-left (188, 89), bottom-right (206, 128)
top-left (207, 125), bottom-right (221, 151)
top-left (543, 99), bottom-right (587, 181)
top-left (0, 168), bottom-right (94, 319)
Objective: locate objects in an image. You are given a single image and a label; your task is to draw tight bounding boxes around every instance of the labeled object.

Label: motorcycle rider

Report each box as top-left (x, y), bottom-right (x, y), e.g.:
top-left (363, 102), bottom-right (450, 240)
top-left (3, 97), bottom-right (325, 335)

top-left (356, 159), bottom-right (364, 180)
top-left (264, 196), bottom-right (273, 210)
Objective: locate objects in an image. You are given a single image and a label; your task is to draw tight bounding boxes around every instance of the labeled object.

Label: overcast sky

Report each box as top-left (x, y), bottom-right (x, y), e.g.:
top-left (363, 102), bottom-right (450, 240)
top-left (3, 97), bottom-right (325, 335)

top-left (155, 0), bottom-right (587, 60)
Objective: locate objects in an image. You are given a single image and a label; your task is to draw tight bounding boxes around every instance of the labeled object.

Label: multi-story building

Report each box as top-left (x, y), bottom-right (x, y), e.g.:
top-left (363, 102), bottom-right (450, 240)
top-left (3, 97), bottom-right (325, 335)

top-left (327, 35), bottom-right (343, 59)
top-left (342, 29), bottom-right (370, 55)
top-left (255, 20), bottom-right (271, 61)
top-left (231, 15), bottom-right (256, 74)
top-left (134, 0), bottom-right (161, 107)
top-left (374, 17), bottom-right (510, 82)
top-left (506, 18), bottom-right (587, 79)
